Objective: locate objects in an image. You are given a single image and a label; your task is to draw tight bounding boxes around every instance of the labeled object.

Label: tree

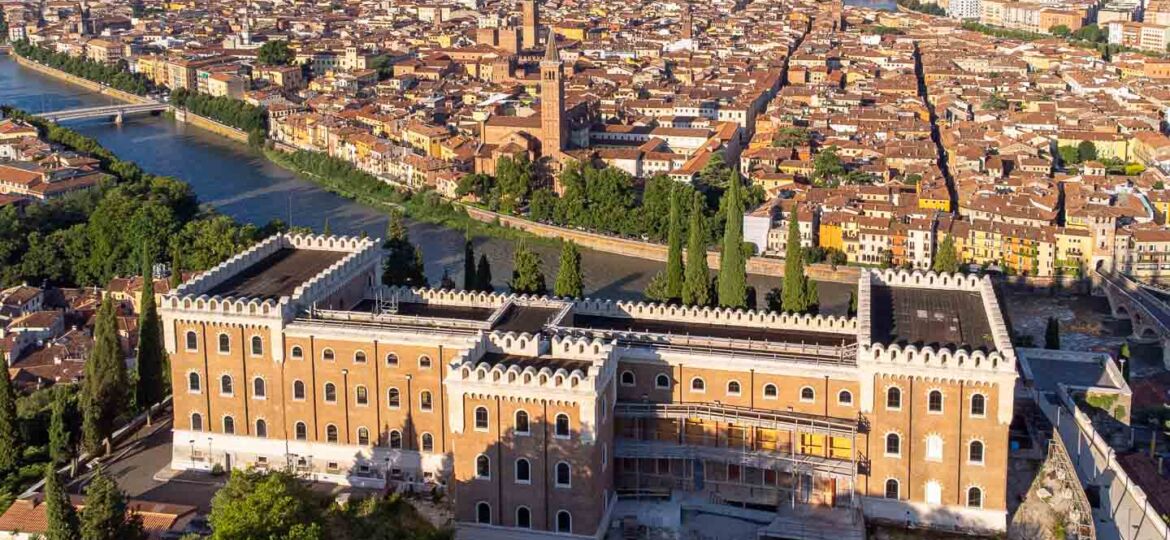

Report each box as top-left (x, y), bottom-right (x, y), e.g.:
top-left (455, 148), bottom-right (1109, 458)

top-left (168, 248), bottom-right (183, 290)
top-left (44, 468), bottom-right (81, 540)
top-left (0, 346), bottom-right (19, 473)
top-left (256, 40), bottom-right (293, 66)
top-left (462, 239), bottom-right (476, 290)
top-left (932, 235), bottom-right (960, 274)
top-left (812, 146), bottom-right (845, 187)
top-left (780, 215), bottom-right (814, 313)
top-left (682, 193), bottom-right (710, 306)
top-left (1045, 317), bottom-right (1061, 350)
top-left (716, 170), bottom-right (747, 308)
top-left (475, 254), bottom-right (493, 292)
top-left (82, 298), bottom-right (130, 455)
top-left (135, 249), bottom-right (167, 410)
top-left (1058, 145), bottom-right (1081, 167)
top-left (49, 387), bottom-right (71, 466)
top-left (664, 188), bottom-right (685, 301)
top-left (495, 155), bottom-right (533, 214)
top-left (509, 241), bottom-right (546, 295)
top-left (1077, 141), bottom-right (1098, 163)
top-left (553, 241), bottom-right (584, 298)
top-left (80, 467), bottom-right (146, 540)
top-left (209, 470), bottom-right (328, 540)
top-left (1050, 24), bottom-right (1071, 37)
top-left (380, 211), bottom-right (427, 288)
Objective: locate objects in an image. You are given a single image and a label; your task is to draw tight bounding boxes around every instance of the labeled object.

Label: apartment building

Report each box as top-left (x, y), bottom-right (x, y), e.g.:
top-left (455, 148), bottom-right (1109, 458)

top-left (162, 234), bottom-right (1018, 539)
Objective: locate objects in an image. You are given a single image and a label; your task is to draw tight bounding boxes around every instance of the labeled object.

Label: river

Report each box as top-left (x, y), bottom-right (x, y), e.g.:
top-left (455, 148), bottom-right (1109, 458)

top-left (0, 57), bottom-right (842, 307)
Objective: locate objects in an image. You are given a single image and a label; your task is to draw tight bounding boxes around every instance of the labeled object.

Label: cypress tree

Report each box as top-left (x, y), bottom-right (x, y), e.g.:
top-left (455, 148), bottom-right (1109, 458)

top-left (462, 239), bottom-right (476, 290)
top-left (381, 211), bottom-right (427, 287)
top-left (554, 241), bottom-right (584, 299)
top-left (781, 214), bottom-right (812, 313)
top-left (716, 170), bottom-right (747, 308)
top-left (49, 388), bottom-right (71, 466)
top-left (509, 241), bottom-right (546, 295)
top-left (168, 249), bottom-right (182, 290)
top-left (135, 250), bottom-right (167, 410)
top-left (1045, 317), bottom-right (1061, 350)
top-left (933, 235), bottom-right (960, 274)
top-left (475, 254), bottom-right (493, 292)
top-left (82, 298), bottom-right (130, 455)
top-left (44, 468), bottom-right (81, 540)
top-left (682, 193), bottom-right (710, 307)
top-left (80, 467), bottom-right (147, 540)
top-left (0, 345), bottom-right (20, 473)
top-left (664, 188), bottom-right (685, 301)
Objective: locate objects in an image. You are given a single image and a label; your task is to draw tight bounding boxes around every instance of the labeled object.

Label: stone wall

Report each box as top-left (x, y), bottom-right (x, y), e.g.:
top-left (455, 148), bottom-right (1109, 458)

top-left (462, 206), bottom-right (860, 283)
top-left (13, 55), bottom-right (150, 104)
top-left (173, 109), bottom-right (251, 144)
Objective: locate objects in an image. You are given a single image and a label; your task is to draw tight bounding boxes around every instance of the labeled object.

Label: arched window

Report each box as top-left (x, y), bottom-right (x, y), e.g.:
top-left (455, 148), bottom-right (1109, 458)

top-left (294, 422), bottom-right (307, 440)
top-left (418, 355), bottom-right (432, 369)
top-left (385, 353), bottom-right (398, 366)
top-left (250, 335), bottom-right (262, 356)
top-left (928, 390), bottom-right (944, 413)
top-left (967, 486), bottom-right (983, 508)
top-left (419, 391), bottom-right (433, 411)
top-left (325, 424), bottom-right (338, 443)
top-left (655, 374), bottom-right (670, 389)
top-left (353, 351), bottom-right (366, 364)
top-left (421, 433), bottom-right (434, 452)
top-left (190, 413), bottom-right (203, 431)
top-left (293, 380), bottom-right (306, 400)
top-left (255, 419), bottom-right (267, 438)
top-left (475, 455), bottom-right (490, 479)
top-left (516, 506), bottom-right (532, 529)
top-left (321, 348), bottom-right (335, 361)
top-left (474, 406), bottom-right (489, 430)
top-left (800, 387), bottom-right (815, 402)
top-left (324, 383), bottom-right (337, 403)
top-left (763, 384), bottom-right (779, 399)
top-left (556, 510), bottom-right (572, 533)
top-left (515, 410), bottom-right (530, 434)
top-left (885, 433), bottom-right (901, 456)
top-left (690, 377), bottom-right (705, 392)
top-left (886, 387), bottom-right (902, 410)
top-left (387, 388), bottom-right (400, 408)
top-left (926, 435), bottom-right (943, 461)
top-left (253, 377), bottom-right (266, 398)
top-left (884, 479), bottom-right (899, 499)
top-left (218, 334), bottom-right (230, 354)
top-left (357, 427), bottom-right (370, 446)
top-left (727, 381), bottom-right (741, 395)
top-left (389, 430), bottom-right (402, 449)
top-left (223, 415), bottom-right (235, 434)
top-left (970, 394), bottom-right (986, 417)
top-left (555, 462), bottom-right (571, 487)
top-left (838, 390), bottom-right (853, 405)
top-left (925, 481), bottom-right (942, 505)
top-left (555, 413), bottom-right (570, 438)
top-left (515, 458), bottom-right (531, 483)
top-left (290, 346), bottom-right (303, 359)
top-left (476, 502), bottom-right (491, 524)
top-left (185, 331), bottom-right (197, 351)
top-left (187, 372), bottom-right (201, 393)
top-left (620, 371), bottom-right (635, 386)
top-left (969, 440), bottom-right (985, 464)
top-left (355, 385), bottom-right (368, 405)
top-left (220, 375), bottom-right (233, 395)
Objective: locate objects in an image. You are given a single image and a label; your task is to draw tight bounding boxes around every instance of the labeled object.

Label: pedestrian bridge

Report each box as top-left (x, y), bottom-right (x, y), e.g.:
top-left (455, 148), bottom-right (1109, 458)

top-left (36, 102), bottom-right (169, 123)
top-left (1096, 269), bottom-right (1170, 367)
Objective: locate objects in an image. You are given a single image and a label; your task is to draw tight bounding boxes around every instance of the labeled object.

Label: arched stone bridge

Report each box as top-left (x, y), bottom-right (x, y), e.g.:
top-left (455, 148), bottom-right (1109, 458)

top-left (1096, 269), bottom-right (1170, 367)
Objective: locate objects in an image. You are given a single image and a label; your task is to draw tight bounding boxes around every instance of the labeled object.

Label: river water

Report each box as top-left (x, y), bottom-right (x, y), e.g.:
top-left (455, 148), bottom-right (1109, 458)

top-left (0, 57), bottom-right (816, 304)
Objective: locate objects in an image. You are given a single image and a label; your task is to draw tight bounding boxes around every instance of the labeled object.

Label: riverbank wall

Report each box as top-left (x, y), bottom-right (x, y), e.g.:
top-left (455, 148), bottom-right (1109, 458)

top-left (13, 55), bottom-right (150, 104)
top-left (173, 109), bottom-right (250, 144)
top-left (463, 205), bottom-right (861, 283)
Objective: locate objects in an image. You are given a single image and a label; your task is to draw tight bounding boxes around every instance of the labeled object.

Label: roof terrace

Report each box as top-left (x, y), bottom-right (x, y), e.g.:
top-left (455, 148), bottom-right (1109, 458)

top-left (204, 248), bottom-right (347, 301)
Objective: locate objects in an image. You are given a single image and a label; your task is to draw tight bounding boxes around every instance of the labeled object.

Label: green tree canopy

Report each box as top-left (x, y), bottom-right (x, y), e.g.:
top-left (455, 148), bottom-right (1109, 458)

top-left (932, 235), bottom-right (960, 274)
top-left (82, 298), bottom-right (130, 455)
top-left (682, 193), bottom-right (711, 306)
top-left (509, 241), bottom-right (546, 295)
top-left (716, 170), bottom-right (747, 308)
top-left (0, 346), bottom-right (20, 473)
top-left (553, 241), bottom-right (584, 298)
top-left (1077, 141), bottom-right (1098, 163)
top-left (48, 387), bottom-right (71, 466)
top-left (257, 40), bottom-right (294, 66)
top-left (209, 469), bottom-right (328, 540)
top-left (135, 249), bottom-right (167, 410)
top-left (44, 467), bottom-right (81, 540)
top-left (664, 188), bottom-right (685, 301)
top-left (812, 146), bottom-right (845, 187)
top-left (381, 211), bottom-right (427, 288)
top-left (80, 466), bottom-right (146, 540)
top-left (780, 215), bottom-right (815, 313)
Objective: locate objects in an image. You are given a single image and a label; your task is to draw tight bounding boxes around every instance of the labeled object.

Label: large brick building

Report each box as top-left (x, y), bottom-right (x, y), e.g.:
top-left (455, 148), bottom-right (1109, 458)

top-left (162, 234), bottom-right (1017, 539)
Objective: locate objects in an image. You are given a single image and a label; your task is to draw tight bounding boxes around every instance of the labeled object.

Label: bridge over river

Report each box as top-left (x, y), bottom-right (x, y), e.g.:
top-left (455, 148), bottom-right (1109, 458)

top-left (35, 102), bottom-right (169, 123)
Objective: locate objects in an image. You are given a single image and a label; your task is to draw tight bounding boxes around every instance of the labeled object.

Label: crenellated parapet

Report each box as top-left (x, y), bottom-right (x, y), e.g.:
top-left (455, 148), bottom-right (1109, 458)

top-left (486, 330), bottom-right (545, 356)
top-left (865, 343), bottom-right (1013, 374)
top-left (868, 268), bottom-right (984, 291)
top-left (570, 297), bottom-right (857, 334)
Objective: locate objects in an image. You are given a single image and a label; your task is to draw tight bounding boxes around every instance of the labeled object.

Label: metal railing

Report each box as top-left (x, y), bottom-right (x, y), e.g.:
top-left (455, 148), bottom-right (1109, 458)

top-left (614, 401), bottom-right (864, 437)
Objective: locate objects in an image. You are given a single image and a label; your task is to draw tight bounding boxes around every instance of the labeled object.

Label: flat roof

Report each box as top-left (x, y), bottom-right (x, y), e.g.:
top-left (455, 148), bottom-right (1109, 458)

top-left (566, 313), bottom-right (854, 347)
top-left (869, 285), bottom-right (995, 351)
top-left (493, 305), bottom-right (562, 333)
top-left (1019, 350), bottom-right (1125, 393)
top-left (350, 299), bottom-right (497, 322)
top-left (204, 248), bottom-right (346, 300)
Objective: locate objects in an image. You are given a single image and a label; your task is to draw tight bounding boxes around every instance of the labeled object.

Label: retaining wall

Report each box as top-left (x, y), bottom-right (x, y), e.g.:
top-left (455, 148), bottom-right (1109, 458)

top-left (173, 109), bottom-right (251, 143)
top-left (13, 54), bottom-right (150, 104)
